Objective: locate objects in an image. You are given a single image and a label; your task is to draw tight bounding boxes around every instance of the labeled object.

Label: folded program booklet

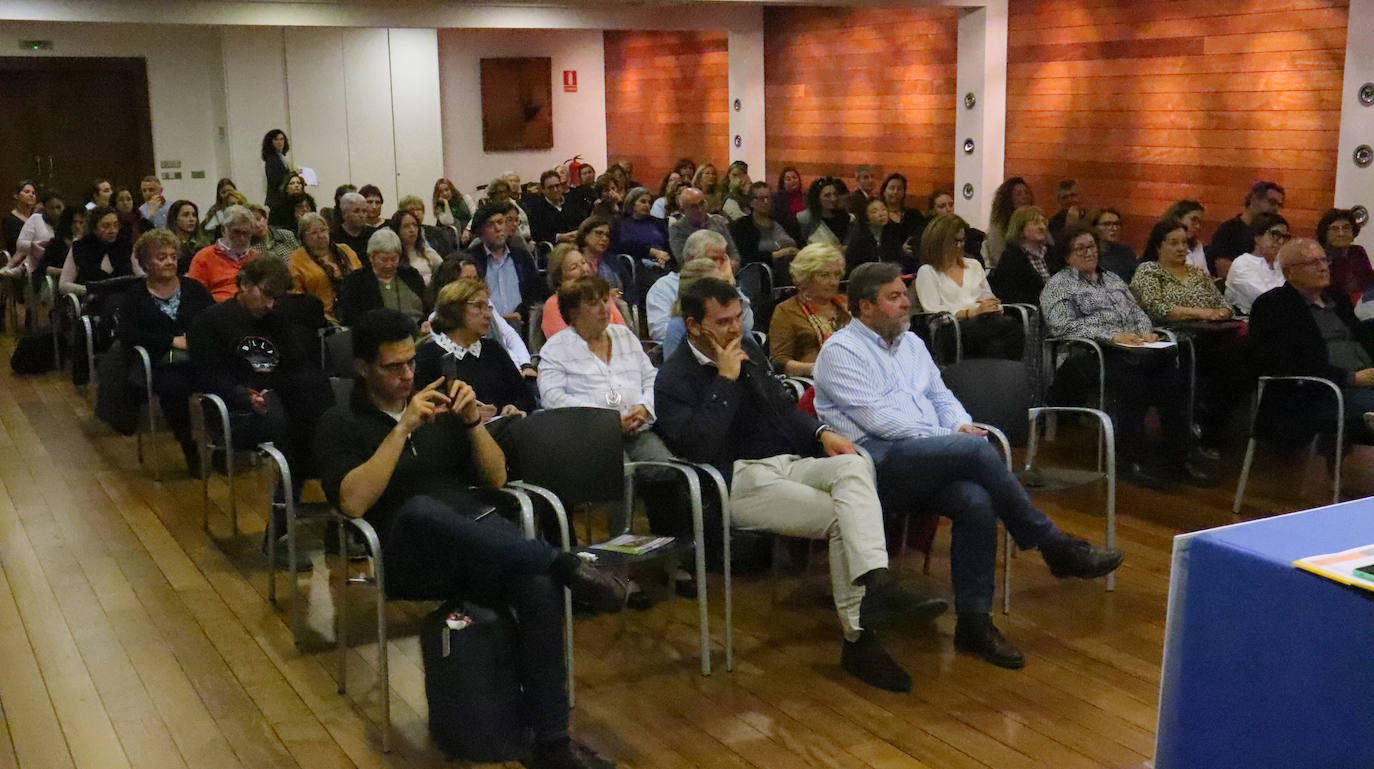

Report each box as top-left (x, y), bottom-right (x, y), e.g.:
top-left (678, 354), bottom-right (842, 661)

top-left (590, 534), bottom-right (676, 555)
top-left (1293, 544), bottom-right (1374, 593)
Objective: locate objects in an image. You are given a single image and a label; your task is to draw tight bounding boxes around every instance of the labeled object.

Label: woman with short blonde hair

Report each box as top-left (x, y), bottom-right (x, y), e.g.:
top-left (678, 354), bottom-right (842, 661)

top-left (769, 243), bottom-right (850, 376)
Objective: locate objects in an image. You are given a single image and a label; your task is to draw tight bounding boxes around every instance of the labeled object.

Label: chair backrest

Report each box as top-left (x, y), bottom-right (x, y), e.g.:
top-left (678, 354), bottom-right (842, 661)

top-left (940, 358), bottom-right (1031, 445)
top-left (321, 326), bottom-right (354, 378)
top-left (505, 407), bottom-right (624, 507)
top-left (527, 303), bottom-right (547, 354)
top-left (330, 375), bottom-right (355, 405)
top-left (736, 261), bottom-right (775, 332)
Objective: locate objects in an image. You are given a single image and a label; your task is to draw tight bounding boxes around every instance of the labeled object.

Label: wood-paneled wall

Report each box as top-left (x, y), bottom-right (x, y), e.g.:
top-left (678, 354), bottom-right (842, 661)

top-left (1007, 0), bottom-right (1349, 248)
top-left (763, 6), bottom-right (959, 209)
top-left (603, 30), bottom-right (730, 193)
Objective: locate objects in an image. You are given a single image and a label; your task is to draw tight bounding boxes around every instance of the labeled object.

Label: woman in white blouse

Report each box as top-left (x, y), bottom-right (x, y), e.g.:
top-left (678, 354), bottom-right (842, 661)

top-left (912, 213), bottom-right (1024, 360)
top-left (537, 274), bottom-right (693, 596)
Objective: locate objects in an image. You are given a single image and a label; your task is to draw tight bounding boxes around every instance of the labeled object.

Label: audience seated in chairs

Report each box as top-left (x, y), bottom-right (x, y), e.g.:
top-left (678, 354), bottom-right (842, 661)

top-left (982, 176), bottom-right (1034, 269)
top-left (987, 205), bottom-right (1054, 306)
top-left (537, 275), bottom-right (693, 589)
top-left (332, 191), bottom-right (376, 258)
top-left (913, 213), bottom-right (1024, 361)
top-left (248, 203), bottom-right (299, 263)
top-left (433, 257), bottom-right (535, 376)
top-left (813, 261), bottom-right (1125, 670)
top-left (460, 203), bottom-right (542, 330)
top-left (575, 215), bottom-right (632, 300)
top-left (655, 275), bottom-right (947, 693)
top-left (60, 205), bottom-right (141, 298)
top-left (769, 243), bottom-right (850, 376)
top-left (118, 229), bottom-right (214, 472)
top-left (1161, 199), bottom-right (1210, 276)
top-left (390, 208), bottom-right (443, 289)
top-left (1207, 180), bottom-right (1284, 279)
top-left (166, 200), bottom-right (207, 274)
top-left (729, 181), bottom-right (800, 271)
top-left (188, 256), bottom-right (333, 569)
top-left (877, 173), bottom-right (925, 254)
top-left (1249, 237), bottom-right (1374, 443)
top-left (541, 244), bottom-right (627, 340)
top-left (416, 278), bottom-right (534, 443)
top-left (612, 187), bottom-right (672, 299)
top-left (662, 256), bottom-right (731, 360)
top-left (1318, 208), bottom-right (1371, 305)
top-left (1223, 212), bottom-right (1290, 314)
top-left (1091, 207), bottom-right (1137, 283)
top-left (1040, 225), bottom-right (1205, 487)
top-left (431, 177), bottom-right (472, 251)
top-left (845, 197), bottom-right (908, 275)
top-left (669, 186), bottom-right (741, 266)
top-left (337, 228), bottom-right (427, 328)
top-left (795, 176), bottom-right (854, 247)
top-left (526, 169), bottom-right (588, 246)
top-left (8, 186), bottom-right (60, 279)
top-left (314, 307), bottom-right (625, 769)
top-left (186, 204), bottom-right (259, 302)
top-left (1131, 218), bottom-right (1245, 455)
top-left (647, 229), bottom-right (753, 343)
top-left (289, 211), bottom-right (360, 323)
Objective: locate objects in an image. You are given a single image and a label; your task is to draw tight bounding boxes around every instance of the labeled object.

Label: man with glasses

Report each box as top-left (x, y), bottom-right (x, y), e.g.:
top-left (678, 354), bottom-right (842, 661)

top-left (1207, 180), bottom-right (1285, 276)
top-left (315, 307), bottom-right (627, 769)
top-left (526, 169), bottom-right (586, 245)
top-left (668, 186), bottom-right (741, 266)
top-left (188, 257), bottom-right (334, 569)
top-left (1224, 212), bottom-right (1289, 314)
top-left (1251, 238), bottom-right (1374, 441)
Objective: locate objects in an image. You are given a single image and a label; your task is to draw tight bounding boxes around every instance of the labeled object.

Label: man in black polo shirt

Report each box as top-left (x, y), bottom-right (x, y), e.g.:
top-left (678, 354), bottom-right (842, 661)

top-left (653, 277), bottom-right (948, 693)
top-left (525, 169), bottom-right (587, 245)
top-left (314, 309), bottom-right (625, 769)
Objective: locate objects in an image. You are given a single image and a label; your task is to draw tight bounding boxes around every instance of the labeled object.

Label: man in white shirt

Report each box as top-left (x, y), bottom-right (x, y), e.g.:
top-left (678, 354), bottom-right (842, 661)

top-left (1224, 212), bottom-right (1289, 314)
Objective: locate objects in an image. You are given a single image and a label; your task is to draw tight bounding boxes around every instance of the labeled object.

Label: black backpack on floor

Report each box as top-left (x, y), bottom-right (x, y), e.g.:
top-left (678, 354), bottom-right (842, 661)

top-left (420, 601), bottom-right (530, 762)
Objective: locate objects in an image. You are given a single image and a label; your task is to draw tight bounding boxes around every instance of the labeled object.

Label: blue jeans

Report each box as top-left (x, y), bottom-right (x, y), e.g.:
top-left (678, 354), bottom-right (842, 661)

top-left (864, 434), bottom-right (1061, 614)
top-left (381, 495), bottom-right (568, 741)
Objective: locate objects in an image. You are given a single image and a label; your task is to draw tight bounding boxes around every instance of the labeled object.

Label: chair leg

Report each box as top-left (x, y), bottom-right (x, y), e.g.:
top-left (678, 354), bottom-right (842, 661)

top-left (1232, 437), bottom-right (1258, 515)
top-left (336, 526), bottom-right (348, 695)
top-left (1002, 529), bottom-right (1012, 615)
top-left (377, 572), bottom-right (390, 753)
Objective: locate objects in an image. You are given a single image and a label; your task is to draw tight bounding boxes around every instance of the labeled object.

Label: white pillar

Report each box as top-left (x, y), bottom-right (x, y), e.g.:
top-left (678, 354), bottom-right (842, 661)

top-left (727, 9), bottom-right (766, 178)
top-left (1335, 0), bottom-right (1374, 249)
top-left (954, 0), bottom-right (1008, 232)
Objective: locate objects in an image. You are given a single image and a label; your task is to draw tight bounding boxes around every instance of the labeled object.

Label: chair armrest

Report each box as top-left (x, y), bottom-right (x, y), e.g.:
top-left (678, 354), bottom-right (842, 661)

top-left (1254, 376), bottom-right (1345, 441)
top-left (190, 392), bottom-right (232, 448)
top-left (484, 484), bottom-right (538, 540)
top-left (132, 344), bottom-right (154, 392)
top-left (972, 422), bottom-right (1013, 473)
top-left (504, 480), bottom-right (571, 552)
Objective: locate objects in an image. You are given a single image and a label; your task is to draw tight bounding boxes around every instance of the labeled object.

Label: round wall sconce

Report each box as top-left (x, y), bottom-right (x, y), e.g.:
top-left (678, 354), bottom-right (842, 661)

top-left (1360, 83), bottom-right (1374, 107)
top-left (734, 135), bottom-right (742, 148)
top-left (964, 92), bottom-right (976, 109)
top-left (733, 98), bottom-right (741, 111)
top-left (963, 138), bottom-right (976, 154)
top-left (962, 183), bottom-right (975, 200)
top-left (1356, 144), bottom-right (1373, 168)
top-left (1353, 205), bottom-right (1370, 227)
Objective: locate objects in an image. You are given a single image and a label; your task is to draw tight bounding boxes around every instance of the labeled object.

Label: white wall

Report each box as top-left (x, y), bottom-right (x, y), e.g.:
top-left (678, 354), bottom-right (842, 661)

top-left (1335, 0), bottom-right (1374, 249)
top-left (437, 28), bottom-right (606, 199)
top-left (221, 26), bottom-right (289, 206)
top-left (0, 20), bottom-right (227, 205)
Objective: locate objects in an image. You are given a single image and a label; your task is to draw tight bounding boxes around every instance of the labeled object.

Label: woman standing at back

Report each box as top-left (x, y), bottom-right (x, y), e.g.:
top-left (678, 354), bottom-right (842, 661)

top-left (261, 129), bottom-right (293, 216)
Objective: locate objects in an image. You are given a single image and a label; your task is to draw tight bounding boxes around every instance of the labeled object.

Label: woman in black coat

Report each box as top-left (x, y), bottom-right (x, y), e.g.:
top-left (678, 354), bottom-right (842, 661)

top-left (989, 205), bottom-right (1057, 306)
top-left (845, 197), bottom-right (909, 275)
top-left (261, 129), bottom-right (293, 216)
top-left (118, 229), bottom-right (214, 472)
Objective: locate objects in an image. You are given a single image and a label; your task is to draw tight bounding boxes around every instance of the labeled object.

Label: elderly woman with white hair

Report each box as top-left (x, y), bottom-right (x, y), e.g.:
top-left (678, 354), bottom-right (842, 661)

top-left (768, 243), bottom-right (851, 375)
top-left (336, 227), bottom-right (427, 326)
top-left (332, 191), bottom-right (375, 257)
top-left (186, 204), bottom-right (258, 301)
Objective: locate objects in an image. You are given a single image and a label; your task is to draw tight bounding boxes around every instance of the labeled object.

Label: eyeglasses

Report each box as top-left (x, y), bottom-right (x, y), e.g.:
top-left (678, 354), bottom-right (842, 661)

top-left (1329, 222), bottom-right (1355, 234)
top-left (1071, 242), bottom-right (1099, 254)
top-left (1266, 229), bottom-right (1291, 243)
top-left (378, 358), bottom-right (417, 375)
top-left (1098, 220), bottom-right (1122, 228)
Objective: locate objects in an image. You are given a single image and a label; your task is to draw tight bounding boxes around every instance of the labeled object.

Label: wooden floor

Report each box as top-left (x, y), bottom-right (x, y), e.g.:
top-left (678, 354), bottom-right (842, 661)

top-left (1, 336), bottom-right (1364, 769)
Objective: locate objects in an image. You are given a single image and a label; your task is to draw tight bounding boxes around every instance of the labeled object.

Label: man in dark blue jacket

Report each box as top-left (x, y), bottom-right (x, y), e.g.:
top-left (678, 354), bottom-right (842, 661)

top-left (653, 277), bottom-right (945, 693)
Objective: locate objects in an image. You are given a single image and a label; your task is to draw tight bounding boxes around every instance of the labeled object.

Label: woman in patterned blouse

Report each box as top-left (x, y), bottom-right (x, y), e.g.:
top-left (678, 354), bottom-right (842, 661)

top-left (1132, 218), bottom-right (1246, 457)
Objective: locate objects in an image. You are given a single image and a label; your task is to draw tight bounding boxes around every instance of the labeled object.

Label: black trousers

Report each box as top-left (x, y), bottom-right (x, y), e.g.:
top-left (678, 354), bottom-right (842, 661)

top-left (1053, 346), bottom-right (1191, 465)
top-left (381, 495), bottom-right (568, 742)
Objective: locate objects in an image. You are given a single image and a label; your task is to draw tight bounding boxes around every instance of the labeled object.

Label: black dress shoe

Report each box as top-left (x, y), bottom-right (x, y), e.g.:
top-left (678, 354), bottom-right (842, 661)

top-left (1040, 535), bottom-right (1124, 579)
top-left (860, 582), bottom-right (949, 628)
top-left (567, 564), bottom-right (629, 614)
top-left (954, 614), bottom-right (1025, 669)
top-left (841, 631), bottom-right (912, 692)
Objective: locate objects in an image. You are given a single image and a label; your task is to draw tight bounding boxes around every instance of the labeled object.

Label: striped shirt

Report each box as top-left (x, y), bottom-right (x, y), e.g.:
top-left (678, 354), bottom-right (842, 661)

top-left (813, 319), bottom-right (971, 443)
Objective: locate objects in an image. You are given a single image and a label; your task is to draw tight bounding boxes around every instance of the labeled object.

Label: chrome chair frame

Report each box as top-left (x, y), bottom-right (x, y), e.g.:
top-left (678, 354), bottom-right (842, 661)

top-left (1232, 375), bottom-right (1345, 514)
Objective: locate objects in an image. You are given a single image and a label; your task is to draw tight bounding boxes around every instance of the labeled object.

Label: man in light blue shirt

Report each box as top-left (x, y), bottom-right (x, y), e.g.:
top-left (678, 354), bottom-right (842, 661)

top-left (814, 262), bottom-right (1124, 670)
top-left (646, 229), bottom-right (753, 342)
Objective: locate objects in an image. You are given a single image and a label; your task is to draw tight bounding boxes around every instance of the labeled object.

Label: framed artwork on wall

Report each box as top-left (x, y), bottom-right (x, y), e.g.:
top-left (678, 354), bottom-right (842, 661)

top-left (480, 56), bottom-right (553, 152)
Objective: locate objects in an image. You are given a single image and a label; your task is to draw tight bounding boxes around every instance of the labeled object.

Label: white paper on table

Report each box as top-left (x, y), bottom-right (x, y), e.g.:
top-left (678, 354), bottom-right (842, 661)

top-left (298, 166), bottom-right (319, 186)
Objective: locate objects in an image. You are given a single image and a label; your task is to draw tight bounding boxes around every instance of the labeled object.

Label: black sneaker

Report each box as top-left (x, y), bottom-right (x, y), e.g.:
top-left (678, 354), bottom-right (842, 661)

top-left (954, 614), bottom-right (1025, 669)
top-left (841, 631), bottom-right (912, 693)
top-left (567, 563), bottom-right (629, 614)
top-left (1040, 535), bottom-right (1124, 580)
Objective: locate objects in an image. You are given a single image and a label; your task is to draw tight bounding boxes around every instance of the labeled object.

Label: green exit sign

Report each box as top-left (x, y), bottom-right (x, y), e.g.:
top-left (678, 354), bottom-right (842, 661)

top-left (20, 40), bottom-right (53, 51)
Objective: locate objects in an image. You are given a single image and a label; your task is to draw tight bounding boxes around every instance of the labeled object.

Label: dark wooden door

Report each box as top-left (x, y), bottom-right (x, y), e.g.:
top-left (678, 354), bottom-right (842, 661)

top-left (0, 57), bottom-right (154, 205)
